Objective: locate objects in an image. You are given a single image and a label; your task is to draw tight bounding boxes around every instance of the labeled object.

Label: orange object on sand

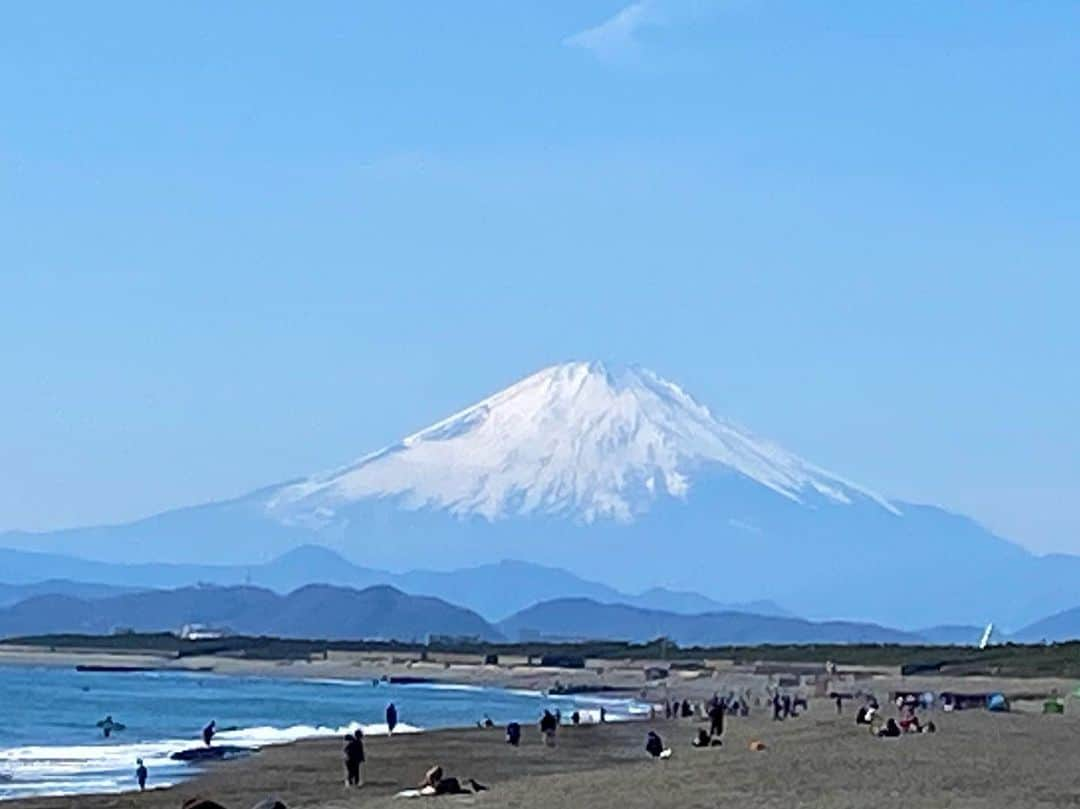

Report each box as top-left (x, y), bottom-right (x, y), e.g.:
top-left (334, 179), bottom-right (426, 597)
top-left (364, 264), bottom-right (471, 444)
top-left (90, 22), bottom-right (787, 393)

top-left (749, 740), bottom-right (767, 751)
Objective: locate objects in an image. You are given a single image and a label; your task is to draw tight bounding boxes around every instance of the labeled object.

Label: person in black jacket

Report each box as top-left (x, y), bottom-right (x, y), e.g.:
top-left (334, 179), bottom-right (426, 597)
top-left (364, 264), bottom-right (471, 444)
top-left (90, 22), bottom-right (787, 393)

top-left (343, 731), bottom-right (365, 786)
top-left (645, 731), bottom-right (664, 758)
top-left (539, 710), bottom-right (558, 747)
top-left (707, 700), bottom-right (725, 740)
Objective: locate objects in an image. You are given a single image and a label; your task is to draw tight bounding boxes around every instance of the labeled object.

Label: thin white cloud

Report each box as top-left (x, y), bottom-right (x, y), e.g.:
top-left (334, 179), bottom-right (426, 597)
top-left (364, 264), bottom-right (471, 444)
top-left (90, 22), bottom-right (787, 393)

top-left (564, 1), bottom-right (660, 60)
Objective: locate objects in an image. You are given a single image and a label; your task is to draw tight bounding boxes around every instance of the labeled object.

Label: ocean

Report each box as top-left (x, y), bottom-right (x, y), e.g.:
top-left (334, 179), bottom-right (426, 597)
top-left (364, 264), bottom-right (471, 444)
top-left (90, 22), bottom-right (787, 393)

top-left (0, 665), bottom-right (645, 800)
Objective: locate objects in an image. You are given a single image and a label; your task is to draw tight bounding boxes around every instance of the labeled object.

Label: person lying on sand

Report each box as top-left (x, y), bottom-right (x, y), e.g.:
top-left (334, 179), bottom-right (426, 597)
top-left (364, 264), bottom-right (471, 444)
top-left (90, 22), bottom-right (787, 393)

top-left (395, 765), bottom-right (488, 797)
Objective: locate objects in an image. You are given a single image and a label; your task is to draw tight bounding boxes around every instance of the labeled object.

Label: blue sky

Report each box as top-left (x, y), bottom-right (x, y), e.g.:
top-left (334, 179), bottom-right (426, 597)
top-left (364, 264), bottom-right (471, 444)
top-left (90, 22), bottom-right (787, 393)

top-left (2, 1), bottom-right (1078, 553)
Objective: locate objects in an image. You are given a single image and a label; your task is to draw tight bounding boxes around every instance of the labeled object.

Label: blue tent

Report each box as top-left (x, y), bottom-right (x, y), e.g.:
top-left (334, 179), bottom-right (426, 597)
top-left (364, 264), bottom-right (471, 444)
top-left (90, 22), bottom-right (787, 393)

top-left (987, 693), bottom-right (1009, 712)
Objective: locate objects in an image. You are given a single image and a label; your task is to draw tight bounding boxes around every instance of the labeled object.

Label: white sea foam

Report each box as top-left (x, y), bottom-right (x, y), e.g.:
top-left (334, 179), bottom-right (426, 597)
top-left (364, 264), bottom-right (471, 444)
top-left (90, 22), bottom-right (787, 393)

top-left (0, 721), bottom-right (422, 801)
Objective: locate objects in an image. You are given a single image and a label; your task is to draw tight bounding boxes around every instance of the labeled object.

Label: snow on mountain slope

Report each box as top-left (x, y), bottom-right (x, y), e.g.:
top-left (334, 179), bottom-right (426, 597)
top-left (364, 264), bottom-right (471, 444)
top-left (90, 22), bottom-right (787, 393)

top-left (265, 361), bottom-right (897, 527)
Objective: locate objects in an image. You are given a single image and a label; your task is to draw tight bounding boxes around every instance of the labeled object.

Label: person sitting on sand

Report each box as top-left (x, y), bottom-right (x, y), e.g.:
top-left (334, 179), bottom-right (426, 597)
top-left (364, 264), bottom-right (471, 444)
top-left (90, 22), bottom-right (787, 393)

top-left (898, 707), bottom-right (921, 733)
top-left (506, 722), bottom-right (521, 747)
top-left (645, 731), bottom-right (664, 758)
top-left (540, 710), bottom-right (558, 747)
top-left (692, 729), bottom-right (723, 748)
top-left (135, 758), bottom-right (147, 791)
top-left (877, 718), bottom-right (902, 738)
top-left (681, 699), bottom-right (693, 718)
top-left (202, 721), bottom-right (216, 747)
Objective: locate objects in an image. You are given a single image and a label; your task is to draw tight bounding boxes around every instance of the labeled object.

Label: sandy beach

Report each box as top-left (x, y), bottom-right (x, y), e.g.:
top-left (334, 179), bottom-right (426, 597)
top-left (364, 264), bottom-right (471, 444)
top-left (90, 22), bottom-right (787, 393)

top-left (7, 696), bottom-right (1080, 809)
top-left (4, 646), bottom-right (1080, 808)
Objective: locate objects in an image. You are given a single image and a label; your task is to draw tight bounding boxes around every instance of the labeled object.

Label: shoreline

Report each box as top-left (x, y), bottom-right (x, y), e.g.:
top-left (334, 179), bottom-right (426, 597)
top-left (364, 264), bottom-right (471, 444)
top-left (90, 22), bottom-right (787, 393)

top-left (0, 656), bottom-right (656, 803)
top-left (0, 645), bottom-right (683, 698)
top-left (6, 695), bottom-right (1080, 809)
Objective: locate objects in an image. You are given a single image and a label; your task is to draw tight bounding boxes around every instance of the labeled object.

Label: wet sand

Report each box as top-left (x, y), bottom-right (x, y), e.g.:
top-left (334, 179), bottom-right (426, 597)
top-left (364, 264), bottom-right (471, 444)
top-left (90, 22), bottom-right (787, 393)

top-left (9, 698), bottom-right (1080, 809)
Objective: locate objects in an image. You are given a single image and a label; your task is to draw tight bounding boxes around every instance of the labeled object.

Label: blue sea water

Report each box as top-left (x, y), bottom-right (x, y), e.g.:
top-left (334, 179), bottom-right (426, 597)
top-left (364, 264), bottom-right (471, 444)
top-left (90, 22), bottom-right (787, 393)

top-left (0, 665), bottom-right (643, 800)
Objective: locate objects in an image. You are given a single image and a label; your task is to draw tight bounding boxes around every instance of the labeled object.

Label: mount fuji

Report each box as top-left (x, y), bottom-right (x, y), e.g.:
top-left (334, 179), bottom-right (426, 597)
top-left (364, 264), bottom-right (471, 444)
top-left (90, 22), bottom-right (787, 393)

top-left (4, 361), bottom-right (1078, 629)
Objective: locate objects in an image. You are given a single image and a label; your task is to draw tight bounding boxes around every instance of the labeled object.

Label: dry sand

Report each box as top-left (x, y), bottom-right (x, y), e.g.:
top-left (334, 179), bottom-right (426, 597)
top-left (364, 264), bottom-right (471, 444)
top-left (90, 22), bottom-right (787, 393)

top-left (8, 698), bottom-right (1080, 809)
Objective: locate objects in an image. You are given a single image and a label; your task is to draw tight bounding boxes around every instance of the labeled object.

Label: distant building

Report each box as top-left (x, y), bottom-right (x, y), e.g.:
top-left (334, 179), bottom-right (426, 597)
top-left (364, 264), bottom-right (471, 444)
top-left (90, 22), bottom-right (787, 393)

top-left (179, 623), bottom-right (226, 640)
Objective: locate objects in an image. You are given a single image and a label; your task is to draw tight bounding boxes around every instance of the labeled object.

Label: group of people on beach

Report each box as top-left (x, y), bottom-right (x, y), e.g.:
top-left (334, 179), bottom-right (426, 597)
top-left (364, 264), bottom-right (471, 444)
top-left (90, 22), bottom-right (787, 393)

top-left (854, 695), bottom-right (937, 737)
top-left (664, 691), bottom-right (752, 723)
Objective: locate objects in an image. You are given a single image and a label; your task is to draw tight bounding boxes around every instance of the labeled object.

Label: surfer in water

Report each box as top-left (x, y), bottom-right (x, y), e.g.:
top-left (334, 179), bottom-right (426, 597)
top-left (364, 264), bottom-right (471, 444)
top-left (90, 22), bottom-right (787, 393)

top-left (202, 720), bottom-right (216, 747)
top-left (97, 716), bottom-right (123, 738)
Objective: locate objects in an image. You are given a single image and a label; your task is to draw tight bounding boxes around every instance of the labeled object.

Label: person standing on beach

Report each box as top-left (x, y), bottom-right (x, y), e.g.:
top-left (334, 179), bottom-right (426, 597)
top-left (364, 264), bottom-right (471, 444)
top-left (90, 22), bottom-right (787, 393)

top-left (135, 758), bottom-right (147, 791)
top-left (343, 733), bottom-right (359, 786)
top-left (708, 699), bottom-right (725, 741)
top-left (386, 703), bottom-right (398, 735)
top-left (344, 729), bottom-right (366, 786)
top-left (539, 709), bottom-right (558, 746)
top-left (202, 720), bottom-right (216, 747)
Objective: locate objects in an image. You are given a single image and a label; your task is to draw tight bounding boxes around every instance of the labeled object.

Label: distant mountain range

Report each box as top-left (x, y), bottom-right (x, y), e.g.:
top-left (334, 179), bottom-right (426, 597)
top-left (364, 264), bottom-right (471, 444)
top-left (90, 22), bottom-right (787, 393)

top-left (497, 598), bottom-right (924, 646)
top-left (0, 584), bottom-right (499, 642)
top-left (1009, 607), bottom-right (1080, 644)
top-left (5, 362), bottom-right (1079, 630)
top-left (0, 578), bottom-right (1065, 645)
top-left (0, 579), bottom-right (144, 608)
top-left (0, 545), bottom-right (789, 623)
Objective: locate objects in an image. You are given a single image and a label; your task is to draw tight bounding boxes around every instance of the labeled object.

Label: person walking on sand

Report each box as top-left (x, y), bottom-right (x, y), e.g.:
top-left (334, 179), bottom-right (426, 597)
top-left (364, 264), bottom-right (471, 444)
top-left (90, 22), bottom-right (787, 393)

top-left (202, 720), bottom-right (216, 747)
top-left (386, 703), bottom-right (398, 735)
top-left (135, 758), bottom-right (147, 791)
top-left (540, 709), bottom-right (558, 747)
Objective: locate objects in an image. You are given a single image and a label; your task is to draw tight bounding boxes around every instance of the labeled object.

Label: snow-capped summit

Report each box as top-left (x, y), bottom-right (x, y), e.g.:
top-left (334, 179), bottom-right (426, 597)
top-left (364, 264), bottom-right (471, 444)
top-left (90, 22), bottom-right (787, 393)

top-left (6, 360), bottom-right (1071, 630)
top-left (265, 361), bottom-right (896, 527)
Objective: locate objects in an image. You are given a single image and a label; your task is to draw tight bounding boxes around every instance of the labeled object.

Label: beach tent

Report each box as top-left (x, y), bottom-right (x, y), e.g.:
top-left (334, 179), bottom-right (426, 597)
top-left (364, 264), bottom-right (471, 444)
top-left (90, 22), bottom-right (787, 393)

top-left (987, 693), bottom-right (1009, 712)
